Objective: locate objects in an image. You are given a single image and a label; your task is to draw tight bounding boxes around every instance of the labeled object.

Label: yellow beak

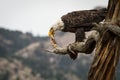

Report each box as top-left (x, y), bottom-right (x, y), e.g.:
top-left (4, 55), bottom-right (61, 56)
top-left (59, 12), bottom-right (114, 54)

top-left (48, 28), bottom-right (55, 39)
top-left (48, 28), bottom-right (57, 48)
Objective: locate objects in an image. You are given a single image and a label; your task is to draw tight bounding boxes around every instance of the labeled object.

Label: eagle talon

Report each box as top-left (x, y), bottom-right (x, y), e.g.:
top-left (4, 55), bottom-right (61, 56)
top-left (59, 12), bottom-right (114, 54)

top-left (67, 44), bottom-right (78, 60)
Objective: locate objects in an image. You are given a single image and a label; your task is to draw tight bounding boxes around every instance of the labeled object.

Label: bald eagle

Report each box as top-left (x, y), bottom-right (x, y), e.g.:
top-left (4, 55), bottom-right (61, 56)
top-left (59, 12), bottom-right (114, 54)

top-left (48, 8), bottom-right (107, 59)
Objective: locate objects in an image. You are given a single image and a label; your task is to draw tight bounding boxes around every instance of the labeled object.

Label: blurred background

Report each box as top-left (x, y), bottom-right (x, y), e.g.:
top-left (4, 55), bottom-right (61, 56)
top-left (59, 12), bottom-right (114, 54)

top-left (0, 0), bottom-right (120, 80)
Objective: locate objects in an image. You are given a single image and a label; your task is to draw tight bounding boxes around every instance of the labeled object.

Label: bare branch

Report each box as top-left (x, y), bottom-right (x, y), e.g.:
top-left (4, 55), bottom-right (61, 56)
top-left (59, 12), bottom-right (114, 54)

top-left (104, 24), bottom-right (120, 36)
top-left (92, 23), bottom-right (120, 37)
top-left (45, 47), bottom-right (68, 55)
top-left (46, 30), bottom-right (98, 56)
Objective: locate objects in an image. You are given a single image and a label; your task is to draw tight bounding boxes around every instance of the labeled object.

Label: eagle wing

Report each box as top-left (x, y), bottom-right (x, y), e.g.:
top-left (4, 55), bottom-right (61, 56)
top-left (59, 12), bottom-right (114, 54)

top-left (61, 8), bottom-right (107, 32)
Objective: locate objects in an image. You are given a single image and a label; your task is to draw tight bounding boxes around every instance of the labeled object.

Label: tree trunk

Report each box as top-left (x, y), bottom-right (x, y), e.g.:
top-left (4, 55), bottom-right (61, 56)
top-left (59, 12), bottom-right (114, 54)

top-left (88, 0), bottom-right (120, 80)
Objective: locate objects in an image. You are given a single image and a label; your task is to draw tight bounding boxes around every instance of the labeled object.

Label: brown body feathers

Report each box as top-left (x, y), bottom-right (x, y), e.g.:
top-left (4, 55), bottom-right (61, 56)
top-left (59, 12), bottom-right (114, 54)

top-left (61, 8), bottom-right (107, 33)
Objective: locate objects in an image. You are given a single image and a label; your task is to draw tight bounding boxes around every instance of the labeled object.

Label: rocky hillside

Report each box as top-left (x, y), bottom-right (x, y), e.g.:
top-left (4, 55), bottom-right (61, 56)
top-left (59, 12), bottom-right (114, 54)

top-left (0, 27), bottom-right (120, 80)
top-left (0, 58), bottom-right (43, 80)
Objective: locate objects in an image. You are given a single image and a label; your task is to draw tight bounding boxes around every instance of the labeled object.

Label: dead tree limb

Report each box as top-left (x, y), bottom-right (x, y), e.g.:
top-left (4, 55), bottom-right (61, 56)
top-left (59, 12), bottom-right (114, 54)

top-left (88, 0), bottom-right (120, 80)
top-left (88, 24), bottom-right (120, 80)
top-left (47, 30), bottom-right (98, 60)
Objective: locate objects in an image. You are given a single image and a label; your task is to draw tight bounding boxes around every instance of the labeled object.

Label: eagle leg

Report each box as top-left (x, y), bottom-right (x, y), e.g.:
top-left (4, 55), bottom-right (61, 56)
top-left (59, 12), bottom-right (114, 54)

top-left (75, 28), bottom-right (85, 42)
top-left (67, 28), bottom-right (86, 59)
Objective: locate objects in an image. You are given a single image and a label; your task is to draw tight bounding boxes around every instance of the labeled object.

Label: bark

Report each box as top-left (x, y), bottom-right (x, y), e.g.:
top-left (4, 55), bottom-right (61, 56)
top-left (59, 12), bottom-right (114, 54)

top-left (88, 0), bottom-right (120, 80)
top-left (88, 24), bottom-right (120, 80)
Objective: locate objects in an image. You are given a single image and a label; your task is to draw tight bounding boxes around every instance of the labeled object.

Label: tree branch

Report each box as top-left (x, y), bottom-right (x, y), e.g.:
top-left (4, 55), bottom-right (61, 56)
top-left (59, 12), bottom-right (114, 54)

top-left (104, 24), bottom-right (120, 36)
top-left (111, 0), bottom-right (120, 23)
top-left (93, 23), bottom-right (120, 37)
top-left (46, 30), bottom-right (98, 55)
top-left (46, 47), bottom-right (68, 55)
top-left (105, 0), bottom-right (115, 21)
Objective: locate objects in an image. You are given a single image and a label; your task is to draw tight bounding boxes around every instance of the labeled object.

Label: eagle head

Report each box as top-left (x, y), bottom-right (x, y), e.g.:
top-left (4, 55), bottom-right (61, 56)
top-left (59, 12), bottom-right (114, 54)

top-left (48, 19), bottom-right (64, 40)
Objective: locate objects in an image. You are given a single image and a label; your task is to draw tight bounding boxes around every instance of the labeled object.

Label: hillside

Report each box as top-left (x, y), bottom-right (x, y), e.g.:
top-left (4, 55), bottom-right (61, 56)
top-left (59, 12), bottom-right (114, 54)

top-left (0, 27), bottom-right (120, 80)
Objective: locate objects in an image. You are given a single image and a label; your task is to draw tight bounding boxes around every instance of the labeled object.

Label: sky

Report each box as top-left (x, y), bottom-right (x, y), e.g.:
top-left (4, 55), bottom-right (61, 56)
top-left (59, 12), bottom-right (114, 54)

top-left (0, 0), bottom-right (108, 36)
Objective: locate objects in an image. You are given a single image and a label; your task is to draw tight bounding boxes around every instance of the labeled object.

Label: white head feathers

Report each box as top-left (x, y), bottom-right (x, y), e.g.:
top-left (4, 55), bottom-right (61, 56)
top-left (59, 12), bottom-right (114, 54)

top-left (51, 19), bottom-right (64, 31)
